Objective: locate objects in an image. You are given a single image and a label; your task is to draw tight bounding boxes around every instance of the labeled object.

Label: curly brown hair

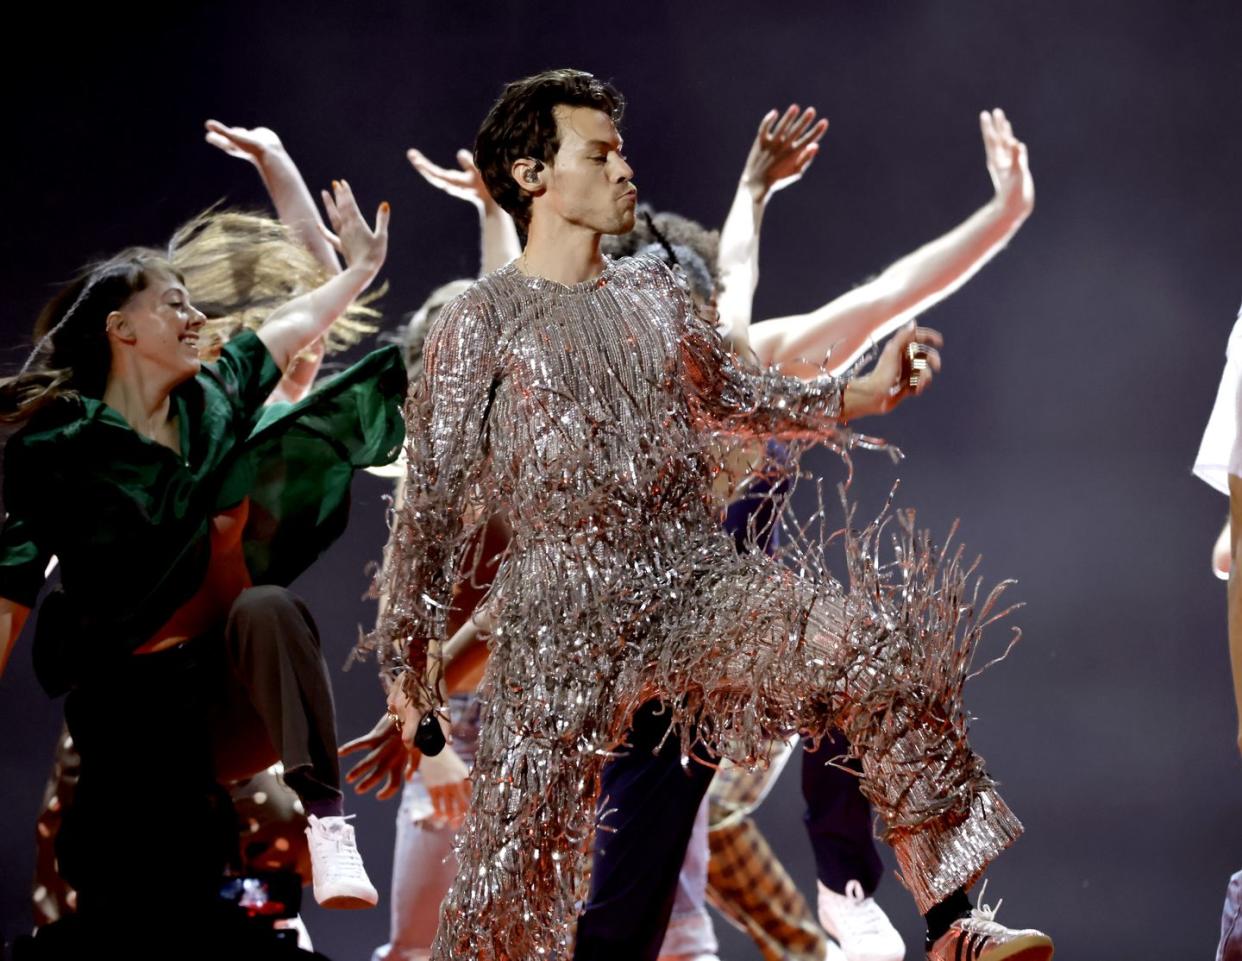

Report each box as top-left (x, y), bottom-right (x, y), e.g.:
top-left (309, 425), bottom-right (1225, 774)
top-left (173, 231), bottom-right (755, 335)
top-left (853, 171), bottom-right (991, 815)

top-left (601, 204), bottom-right (721, 288)
top-left (474, 69), bottom-right (624, 234)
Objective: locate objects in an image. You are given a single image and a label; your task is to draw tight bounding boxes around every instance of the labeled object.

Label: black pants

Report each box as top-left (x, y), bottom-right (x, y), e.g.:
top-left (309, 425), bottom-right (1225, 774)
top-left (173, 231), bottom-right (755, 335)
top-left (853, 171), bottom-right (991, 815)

top-left (573, 700), bottom-right (717, 961)
top-left (59, 586), bottom-right (341, 916)
top-left (802, 729), bottom-right (883, 894)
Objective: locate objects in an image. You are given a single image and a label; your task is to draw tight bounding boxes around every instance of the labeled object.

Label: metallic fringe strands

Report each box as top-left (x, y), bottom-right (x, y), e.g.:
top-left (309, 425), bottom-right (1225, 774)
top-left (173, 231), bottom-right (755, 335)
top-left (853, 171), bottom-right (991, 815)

top-left (363, 256), bottom-right (1022, 958)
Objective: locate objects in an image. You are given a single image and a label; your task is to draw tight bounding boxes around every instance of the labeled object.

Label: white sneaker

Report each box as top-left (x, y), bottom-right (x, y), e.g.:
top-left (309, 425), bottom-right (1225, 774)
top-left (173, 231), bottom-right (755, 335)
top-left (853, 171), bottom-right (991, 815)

top-left (304, 814), bottom-right (378, 909)
top-left (818, 880), bottom-right (906, 961)
top-left (824, 937), bottom-right (849, 961)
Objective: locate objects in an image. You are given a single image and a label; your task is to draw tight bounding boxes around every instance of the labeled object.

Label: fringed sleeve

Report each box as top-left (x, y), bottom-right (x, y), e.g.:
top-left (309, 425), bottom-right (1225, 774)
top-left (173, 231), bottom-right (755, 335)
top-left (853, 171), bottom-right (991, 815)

top-left (644, 259), bottom-right (853, 444)
top-left (368, 292), bottom-right (500, 711)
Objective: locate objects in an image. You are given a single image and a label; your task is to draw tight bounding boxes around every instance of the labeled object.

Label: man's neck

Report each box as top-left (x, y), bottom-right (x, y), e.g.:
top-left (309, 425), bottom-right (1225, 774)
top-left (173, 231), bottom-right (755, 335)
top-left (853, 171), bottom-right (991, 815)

top-left (519, 217), bottom-right (606, 286)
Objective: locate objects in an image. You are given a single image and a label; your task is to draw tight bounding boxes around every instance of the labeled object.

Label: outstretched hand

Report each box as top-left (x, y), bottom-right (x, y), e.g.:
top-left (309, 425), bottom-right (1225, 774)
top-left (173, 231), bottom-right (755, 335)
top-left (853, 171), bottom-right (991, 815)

top-left (741, 105), bottom-right (829, 203)
top-left (419, 745), bottom-right (472, 827)
top-left (843, 323), bottom-right (944, 419)
top-left (318, 179), bottom-right (390, 277)
top-left (980, 108), bottom-right (1034, 217)
top-left (339, 712), bottom-right (417, 800)
top-left (408, 148), bottom-right (498, 213)
top-left (204, 120), bottom-right (286, 169)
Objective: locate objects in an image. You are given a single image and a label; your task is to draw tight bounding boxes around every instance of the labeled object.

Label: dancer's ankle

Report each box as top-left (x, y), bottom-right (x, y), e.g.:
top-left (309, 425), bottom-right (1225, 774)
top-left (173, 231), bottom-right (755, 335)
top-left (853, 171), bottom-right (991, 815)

top-left (923, 886), bottom-right (971, 944)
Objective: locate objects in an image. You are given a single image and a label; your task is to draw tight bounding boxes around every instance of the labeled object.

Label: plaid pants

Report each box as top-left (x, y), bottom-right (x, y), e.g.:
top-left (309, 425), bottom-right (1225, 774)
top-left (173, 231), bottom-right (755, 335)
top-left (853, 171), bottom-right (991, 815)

top-left (704, 738), bottom-right (829, 961)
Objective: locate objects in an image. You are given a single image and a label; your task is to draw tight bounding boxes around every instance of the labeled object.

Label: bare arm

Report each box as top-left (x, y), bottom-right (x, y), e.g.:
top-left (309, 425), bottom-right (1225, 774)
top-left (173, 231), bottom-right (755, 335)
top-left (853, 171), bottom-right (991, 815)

top-left (205, 121), bottom-right (342, 273)
top-left (716, 106), bottom-right (828, 350)
top-left (0, 598), bottom-right (31, 681)
top-left (408, 148), bottom-right (521, 275)
top-left (751, 109), bottom-right (1035, 377)
top-left (1216, 517), bottom-right (1232, 580)
top-left (257, 179), bottom-right (389, 372)
top-left (1228, 475), bottom-right (1242, 755)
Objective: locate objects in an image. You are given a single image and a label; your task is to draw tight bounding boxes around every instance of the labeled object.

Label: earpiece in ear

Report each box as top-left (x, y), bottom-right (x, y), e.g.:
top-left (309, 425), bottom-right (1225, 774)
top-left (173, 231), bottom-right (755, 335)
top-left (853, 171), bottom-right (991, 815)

top-left (523, 169), bottom-right (540, 184)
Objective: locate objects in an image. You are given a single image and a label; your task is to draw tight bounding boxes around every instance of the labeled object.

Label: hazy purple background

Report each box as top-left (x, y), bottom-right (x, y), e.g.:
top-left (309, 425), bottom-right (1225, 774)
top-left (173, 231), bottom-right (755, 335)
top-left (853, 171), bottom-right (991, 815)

top-left (3, 2), bottom-right (1241, 957)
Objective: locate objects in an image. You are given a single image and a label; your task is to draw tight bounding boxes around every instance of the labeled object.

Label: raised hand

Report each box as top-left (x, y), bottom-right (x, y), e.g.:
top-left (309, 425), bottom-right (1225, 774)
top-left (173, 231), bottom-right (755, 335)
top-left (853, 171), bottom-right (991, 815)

top-left (204, 120), bottom-right (286, 169)
top-left (408, 148), bottom-right (498, 213)
top-left (319, 179), bottom-right (389, 277)
top-left (843, 323), bottom-right (944, 419)
top-left (741, 105), bottom-right (830, 203)
top-left (980, 108), bottom-right (1034, 217)
top-left (339, 712), bottom-right (417, 800)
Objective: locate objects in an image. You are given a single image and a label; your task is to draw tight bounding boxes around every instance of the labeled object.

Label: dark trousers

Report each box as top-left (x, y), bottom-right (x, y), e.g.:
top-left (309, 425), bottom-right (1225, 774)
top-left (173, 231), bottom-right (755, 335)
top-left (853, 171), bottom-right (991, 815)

top-left (59, 586), bottom-right (341, 916)
top-left (573, 700), bottom-right (717, 961)
top-left (802, 730), bottom-right (883, 894)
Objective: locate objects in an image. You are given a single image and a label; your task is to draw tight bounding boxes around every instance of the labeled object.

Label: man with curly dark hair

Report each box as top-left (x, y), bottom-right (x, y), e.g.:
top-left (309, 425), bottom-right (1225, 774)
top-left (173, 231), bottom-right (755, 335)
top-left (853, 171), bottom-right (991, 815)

top-left (375, 68), bottom-right (1050, 961)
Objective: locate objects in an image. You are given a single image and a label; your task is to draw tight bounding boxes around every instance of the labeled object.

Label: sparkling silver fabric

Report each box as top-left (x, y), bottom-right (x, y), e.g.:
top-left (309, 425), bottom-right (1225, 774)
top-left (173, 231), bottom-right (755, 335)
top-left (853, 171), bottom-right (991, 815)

top-left (367, 255), bottom-right (1021, 957)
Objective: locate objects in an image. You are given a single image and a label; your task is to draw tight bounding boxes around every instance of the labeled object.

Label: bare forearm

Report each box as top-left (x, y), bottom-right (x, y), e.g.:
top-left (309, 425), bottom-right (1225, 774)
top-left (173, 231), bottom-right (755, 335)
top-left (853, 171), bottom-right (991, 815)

top-left (480, 206), bottom-right (521, 275)
top-left (752, 195), bottom-right (1029, 376)
top-left (258, 263), bottom-right (377, 370)
top-left (716, 184), bottom-right (766, 340)
top-left (259, 152), bottom-right (342, 273)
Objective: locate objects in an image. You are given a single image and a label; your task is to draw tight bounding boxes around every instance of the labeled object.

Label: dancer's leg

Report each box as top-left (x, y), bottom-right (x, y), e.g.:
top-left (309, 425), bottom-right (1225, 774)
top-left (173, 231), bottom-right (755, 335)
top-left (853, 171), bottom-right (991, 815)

top-left (801, 732), bottom-right (882, 894)
top-left (705, 814), bottom-right (828, 961)
top-left (375, 794), bottom-right (458, 961)
top-left (656, 796), bottom-right (719, 961)
top-left (211, 585), bottom-right (343, 816)
top-left (376, 694), bottom-right (479, 961)
top-left (574, 699), bottom-right (717, 961)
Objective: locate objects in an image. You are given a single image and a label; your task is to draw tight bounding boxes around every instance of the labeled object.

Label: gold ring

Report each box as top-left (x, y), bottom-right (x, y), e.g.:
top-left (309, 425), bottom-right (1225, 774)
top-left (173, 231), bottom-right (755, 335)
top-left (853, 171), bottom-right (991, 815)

top-left (387, 710), bottom-right (404, 729)
top-left (904, 342), bottom-right (929, 389)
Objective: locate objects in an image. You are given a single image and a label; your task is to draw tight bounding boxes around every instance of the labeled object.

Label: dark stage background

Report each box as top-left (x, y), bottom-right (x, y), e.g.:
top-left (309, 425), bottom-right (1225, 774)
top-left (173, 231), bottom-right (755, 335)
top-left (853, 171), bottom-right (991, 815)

top-left (2, 2), bottom-right (1241, 957)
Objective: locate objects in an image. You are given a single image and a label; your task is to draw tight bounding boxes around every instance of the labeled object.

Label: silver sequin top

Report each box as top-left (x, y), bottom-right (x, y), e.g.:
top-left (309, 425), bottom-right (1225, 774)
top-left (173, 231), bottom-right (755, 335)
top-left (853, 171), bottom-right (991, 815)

top-left (373, 254), bottom-right (848, 702)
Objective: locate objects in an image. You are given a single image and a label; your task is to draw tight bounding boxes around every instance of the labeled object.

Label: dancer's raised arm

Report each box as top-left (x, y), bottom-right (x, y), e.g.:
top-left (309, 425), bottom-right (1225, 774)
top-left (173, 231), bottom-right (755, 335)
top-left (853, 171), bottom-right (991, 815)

top-left (205, 120), bottom-right (342, 273)
top-left (408, 147), bottom-right (522, 274)
top-left (257, 179), bottom-right (388, 372)
top-left (716, 105), bottom-right (827, 349)
top-left (751, 109), bottom-right (1034, 376)
top-left (662, 260), bottom-right (942, 438)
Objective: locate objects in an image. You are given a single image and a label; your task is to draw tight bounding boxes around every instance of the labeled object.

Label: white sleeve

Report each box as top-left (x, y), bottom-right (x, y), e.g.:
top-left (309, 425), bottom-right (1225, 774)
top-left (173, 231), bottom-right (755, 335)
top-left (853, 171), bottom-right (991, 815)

top-left (1193, 311), bottom-right (1242, 495)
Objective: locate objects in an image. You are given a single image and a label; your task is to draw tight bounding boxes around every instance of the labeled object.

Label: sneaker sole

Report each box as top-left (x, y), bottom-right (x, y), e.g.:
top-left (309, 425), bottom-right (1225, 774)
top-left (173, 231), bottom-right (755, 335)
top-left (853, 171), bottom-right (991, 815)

top-left (975, 934), bottom-right (1054, 961)
top-left (318, 893), bottom-right (378, 910)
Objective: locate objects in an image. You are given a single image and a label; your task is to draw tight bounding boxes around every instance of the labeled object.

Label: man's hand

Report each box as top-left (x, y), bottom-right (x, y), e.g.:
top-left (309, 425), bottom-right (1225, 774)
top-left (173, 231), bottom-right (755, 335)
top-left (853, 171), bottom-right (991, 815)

top-left (981, 108), bottom-right (1034, 219)
top-left (318, 179), bottom-right (390, 278)
top-left (204, 120), bottom-right (286, 171)
top-left (419, 745), bottom-right (472, 828)
top-left (339, 712), bottom-right (417, 800)
top-left (408, 148), bottom-right (497, 214)
top-left (842, 323), bottom-right (943, 419)
top-left (741, 105), bottom-right (829, 204)
top-left (386, 677), bottom-right (452, 750)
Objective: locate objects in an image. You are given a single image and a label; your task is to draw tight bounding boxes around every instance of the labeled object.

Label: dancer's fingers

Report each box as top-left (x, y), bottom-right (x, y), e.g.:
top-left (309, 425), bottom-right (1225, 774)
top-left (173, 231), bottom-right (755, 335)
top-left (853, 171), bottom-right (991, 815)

top-left (757, 108), bottom-right (780, 140)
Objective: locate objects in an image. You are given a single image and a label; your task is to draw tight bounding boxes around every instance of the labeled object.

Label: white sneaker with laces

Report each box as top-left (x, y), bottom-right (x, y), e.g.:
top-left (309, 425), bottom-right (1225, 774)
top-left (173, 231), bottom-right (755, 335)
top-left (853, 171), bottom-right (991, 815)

top-left (818, 880), bottom-right (906, 961)
top-left (305, 814), bottom-right (378, 909)
top-left (925, 893), bottom-right (1052, 961)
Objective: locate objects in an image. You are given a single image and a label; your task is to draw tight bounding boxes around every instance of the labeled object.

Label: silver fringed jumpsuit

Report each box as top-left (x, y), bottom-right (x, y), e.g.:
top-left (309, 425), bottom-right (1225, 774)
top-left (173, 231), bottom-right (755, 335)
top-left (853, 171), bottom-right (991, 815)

top-left (373, 256), bottom-right (1023, 960)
